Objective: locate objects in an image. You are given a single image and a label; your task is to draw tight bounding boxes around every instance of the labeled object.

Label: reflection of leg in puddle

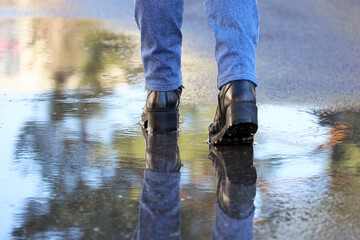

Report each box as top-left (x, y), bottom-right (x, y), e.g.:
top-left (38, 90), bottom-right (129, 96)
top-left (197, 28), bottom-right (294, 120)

top-left (135, 0), bottom-right (259, 143)
top-left (209, 144), bottom-right (257, 240)
top-left (134, 130), bottom-right (181, 240)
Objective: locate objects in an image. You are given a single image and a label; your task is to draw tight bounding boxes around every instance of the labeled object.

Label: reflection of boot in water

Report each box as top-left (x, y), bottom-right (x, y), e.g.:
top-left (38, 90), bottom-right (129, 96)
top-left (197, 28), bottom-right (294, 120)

top-left (134, 130), bottom-right (181, 240)
top-left (143, 128), bottom-right (182, 172)
top-left (209, 144), bottom-right (257, 240)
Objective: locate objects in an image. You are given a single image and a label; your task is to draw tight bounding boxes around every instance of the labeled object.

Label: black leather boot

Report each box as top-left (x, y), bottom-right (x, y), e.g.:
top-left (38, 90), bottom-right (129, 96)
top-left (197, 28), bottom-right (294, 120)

top-left (209, 80), bottom-right (258, 144)
top-left (140, 86), bottom-right (183, 132)
top-left (209, 144), bottom-right (257, 219)
top-left (142, 128), bottom-right (182, 172)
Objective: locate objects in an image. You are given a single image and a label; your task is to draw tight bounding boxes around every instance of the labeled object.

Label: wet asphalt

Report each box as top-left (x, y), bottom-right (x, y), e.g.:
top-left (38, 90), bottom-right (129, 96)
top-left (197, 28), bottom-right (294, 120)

top-left (0, 0), bottom-right (360, 239)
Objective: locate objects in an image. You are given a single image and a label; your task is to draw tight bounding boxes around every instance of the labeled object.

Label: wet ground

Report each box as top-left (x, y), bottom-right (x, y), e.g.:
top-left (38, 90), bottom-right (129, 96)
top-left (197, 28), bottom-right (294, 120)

top-left (1, 0), bottom-right (360, 239)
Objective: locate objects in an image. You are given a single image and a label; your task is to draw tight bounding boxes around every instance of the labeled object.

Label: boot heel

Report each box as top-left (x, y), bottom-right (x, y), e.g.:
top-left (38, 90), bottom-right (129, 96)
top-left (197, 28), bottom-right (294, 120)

top-left (226, 102), bottom-right (258, 136)
top-left (226, 102), bottom-right (258, 125)
top-left (147, 110), bottom-right (179, 132)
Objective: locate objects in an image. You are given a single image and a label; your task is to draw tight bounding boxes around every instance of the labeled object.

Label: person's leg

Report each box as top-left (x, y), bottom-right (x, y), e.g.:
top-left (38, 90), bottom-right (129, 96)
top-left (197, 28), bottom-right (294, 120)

top-left (135, 0), bottom-right (184, 132)
top-left (135, 0), bottom-right (184, 91)
top-left (206, 0), bottom-right (259, 144)
top-left (205, 0), bottom-right (259, 89)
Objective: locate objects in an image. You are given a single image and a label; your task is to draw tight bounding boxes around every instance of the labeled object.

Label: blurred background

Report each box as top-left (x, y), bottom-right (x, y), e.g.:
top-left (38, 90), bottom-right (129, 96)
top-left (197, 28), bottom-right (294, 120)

top-left (0, 0), bottom-right (359, 239)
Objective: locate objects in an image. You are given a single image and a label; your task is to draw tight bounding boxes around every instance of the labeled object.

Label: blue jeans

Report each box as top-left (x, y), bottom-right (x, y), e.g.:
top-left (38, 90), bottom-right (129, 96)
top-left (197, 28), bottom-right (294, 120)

top-left (135, 0), bottom-right (259, 91)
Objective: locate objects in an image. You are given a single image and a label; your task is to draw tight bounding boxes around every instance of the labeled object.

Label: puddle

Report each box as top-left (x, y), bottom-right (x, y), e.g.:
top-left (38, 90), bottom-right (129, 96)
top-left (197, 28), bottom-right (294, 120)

top-left (0, 11), bottom-right (360, 240)
top-left (2, 85), bottom-right (360, 239)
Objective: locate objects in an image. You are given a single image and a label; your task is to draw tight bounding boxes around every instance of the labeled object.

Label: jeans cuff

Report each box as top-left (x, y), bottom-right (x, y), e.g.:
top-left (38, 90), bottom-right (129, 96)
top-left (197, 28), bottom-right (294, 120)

top-left (145, 81), bottom-right (183, 91)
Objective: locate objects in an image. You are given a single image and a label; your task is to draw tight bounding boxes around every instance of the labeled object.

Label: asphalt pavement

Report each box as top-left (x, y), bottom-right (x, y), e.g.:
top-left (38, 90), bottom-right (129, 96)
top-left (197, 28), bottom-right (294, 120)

top-left (1, 0), bottom-right (359, 109)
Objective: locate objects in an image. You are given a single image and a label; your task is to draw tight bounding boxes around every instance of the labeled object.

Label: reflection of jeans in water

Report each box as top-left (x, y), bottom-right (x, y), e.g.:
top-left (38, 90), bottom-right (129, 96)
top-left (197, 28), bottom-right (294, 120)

top-left (135, 0), bottom-right (259, 91)
top-left (133, 169), bottom-right (254, 240)
top-left (213, 203), bottom-right (254, 240)
top-left (134, 169), bottom-right (181, 240)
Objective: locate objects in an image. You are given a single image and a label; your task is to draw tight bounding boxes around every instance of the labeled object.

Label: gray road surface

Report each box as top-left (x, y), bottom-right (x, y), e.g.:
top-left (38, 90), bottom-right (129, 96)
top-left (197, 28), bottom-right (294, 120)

top-left (1, 0), bottom-right (359, 109)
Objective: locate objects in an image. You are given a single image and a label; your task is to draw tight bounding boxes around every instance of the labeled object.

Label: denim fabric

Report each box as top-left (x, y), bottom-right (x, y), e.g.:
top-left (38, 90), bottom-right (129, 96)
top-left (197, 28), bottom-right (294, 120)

top-left (133, 169), bottom-right (181, 240)
top-left (205, 0), bottom-right (259, 89)
top-left (135, 0), bottom-right (184, 91)
top-left (135, 0), bottom-right (259, 91)
top-left (213, 202), bottom-right (254, 240)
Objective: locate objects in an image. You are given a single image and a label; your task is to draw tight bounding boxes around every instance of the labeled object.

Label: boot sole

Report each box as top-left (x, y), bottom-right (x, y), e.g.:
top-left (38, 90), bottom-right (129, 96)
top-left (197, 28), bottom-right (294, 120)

top-left (209, 102), bottom-right (258, 144)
